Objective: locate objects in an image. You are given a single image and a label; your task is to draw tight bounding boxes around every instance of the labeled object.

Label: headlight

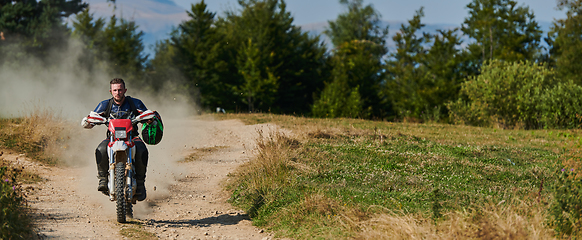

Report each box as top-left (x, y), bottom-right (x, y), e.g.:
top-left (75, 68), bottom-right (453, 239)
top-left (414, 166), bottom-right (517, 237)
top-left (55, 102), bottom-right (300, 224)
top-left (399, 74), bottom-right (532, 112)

top-left (115, 130), bottom-right (127, 139)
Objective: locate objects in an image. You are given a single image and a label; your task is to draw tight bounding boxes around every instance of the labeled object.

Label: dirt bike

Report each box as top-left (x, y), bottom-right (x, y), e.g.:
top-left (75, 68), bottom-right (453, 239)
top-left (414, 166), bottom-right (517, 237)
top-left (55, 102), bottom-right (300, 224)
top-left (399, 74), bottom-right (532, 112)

top-left (86, 109), bottom-right (155, 223)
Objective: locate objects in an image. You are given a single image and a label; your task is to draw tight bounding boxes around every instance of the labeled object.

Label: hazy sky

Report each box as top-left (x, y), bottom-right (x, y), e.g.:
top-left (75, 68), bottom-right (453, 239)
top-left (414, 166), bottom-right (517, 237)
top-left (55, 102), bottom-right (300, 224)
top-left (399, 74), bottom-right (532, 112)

top-left (172, 0), bottom-right (566, 25)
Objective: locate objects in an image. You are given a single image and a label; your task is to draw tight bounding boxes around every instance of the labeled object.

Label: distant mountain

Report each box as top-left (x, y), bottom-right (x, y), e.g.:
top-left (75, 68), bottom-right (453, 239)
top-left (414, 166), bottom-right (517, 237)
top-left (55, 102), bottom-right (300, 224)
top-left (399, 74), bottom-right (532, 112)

top-left (81, 0), bottom-right (555, 57)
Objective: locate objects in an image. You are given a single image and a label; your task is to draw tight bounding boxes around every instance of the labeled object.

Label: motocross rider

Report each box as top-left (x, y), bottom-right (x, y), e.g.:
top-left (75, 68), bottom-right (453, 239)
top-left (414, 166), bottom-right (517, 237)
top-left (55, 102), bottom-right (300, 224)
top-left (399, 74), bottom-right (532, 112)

top-left (81, 78), bottom-right (150, 201)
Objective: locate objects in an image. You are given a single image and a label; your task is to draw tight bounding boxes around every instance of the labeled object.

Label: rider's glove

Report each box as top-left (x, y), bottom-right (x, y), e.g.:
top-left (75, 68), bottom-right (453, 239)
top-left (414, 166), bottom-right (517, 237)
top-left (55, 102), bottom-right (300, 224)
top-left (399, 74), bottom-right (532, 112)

top-left (81, 116), bottom-right (93, 129)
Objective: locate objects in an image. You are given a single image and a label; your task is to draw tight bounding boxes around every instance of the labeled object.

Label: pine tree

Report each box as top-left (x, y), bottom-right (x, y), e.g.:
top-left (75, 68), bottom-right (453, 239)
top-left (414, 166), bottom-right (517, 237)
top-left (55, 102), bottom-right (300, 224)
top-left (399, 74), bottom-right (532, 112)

top-left (420, 29), bottom-right (469, 121)
top-left (167, 0), bottom-right (230, 107)
top-left (71, 8), bottom-right (147, 87)
top-left (102, 16), bottom-right (147, 79)
top-left (461, 0), bottom-right (542, 65)
top-left (147, 39), bottom-right (184, 93)
top-left (312, 41), bottom-right (373, 118)
top-left (325, 0), bottom-right (388, 57)
top-left (71, 9), bottom-right (106, 74)
top-left (316, 0), bottom-right (387, 119)
top-left (548, 0), bottom-right (582, 84)
top-left (0, 0), bottom-right (87, 62)
top-left (384, 8), bottom-right (430, 119)
top-left (218, 0), bottom-right (328, 113)
top-left (236, 39), bottom-right (279, 112)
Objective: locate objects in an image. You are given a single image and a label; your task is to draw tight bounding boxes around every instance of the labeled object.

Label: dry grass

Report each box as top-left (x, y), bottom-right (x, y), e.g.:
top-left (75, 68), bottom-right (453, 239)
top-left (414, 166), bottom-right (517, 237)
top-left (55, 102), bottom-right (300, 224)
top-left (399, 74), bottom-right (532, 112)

top-left (216, 113), bottom-right (578, 151)
top-left (234, 129), bottom-right (302, 191)
top-left (355, 198), bottom-right (554, 240)
top-left (223, 113), bottom-right (566, 239)
top-left (0, 106), bottom-right (70, 165)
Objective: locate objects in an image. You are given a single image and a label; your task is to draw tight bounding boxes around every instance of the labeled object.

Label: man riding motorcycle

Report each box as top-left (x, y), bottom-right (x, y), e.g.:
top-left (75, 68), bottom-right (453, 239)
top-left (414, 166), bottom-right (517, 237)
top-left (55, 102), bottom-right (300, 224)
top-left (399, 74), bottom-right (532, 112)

top-left (81, 78), bottom-right (150, 201)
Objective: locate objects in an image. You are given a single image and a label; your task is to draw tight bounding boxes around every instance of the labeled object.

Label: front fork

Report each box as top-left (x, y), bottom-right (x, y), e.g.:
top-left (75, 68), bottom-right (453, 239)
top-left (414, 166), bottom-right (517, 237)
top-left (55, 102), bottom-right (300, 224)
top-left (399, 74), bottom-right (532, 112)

top-left (107, 139), bottom-right (136, 201)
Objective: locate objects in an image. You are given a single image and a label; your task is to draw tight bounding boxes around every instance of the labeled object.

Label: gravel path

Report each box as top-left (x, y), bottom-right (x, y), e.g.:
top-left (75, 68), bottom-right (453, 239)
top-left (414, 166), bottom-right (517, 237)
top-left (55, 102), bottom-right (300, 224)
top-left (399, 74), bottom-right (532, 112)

top-left (7, 118), bottom-right (278, 240)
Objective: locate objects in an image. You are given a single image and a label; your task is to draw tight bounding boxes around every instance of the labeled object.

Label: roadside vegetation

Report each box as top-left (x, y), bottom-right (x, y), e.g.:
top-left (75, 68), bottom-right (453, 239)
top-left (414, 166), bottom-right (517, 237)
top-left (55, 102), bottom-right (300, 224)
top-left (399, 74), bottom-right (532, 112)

top-left (0, 108), bottom-right (69, 239)
top-left (0, 166), bottom-right (33, 239)
top-left (0, 107), bottom-right (68, 165)
top-left (221, 113), bottom-right (581, 239)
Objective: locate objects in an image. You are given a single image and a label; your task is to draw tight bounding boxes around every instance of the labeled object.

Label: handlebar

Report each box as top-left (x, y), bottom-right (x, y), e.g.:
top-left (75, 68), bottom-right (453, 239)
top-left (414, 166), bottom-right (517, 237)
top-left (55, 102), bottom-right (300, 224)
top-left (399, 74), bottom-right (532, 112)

top-left (85, 110), bottom-right (156, 126)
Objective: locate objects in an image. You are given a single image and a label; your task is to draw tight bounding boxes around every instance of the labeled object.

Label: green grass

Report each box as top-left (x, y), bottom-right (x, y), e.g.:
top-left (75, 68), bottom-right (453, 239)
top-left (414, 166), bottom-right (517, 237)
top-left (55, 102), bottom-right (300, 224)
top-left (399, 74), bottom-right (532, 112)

top-left (302, 134), bottom-right (555, 214)
top-left (224, 113), bottom-right (567, 239)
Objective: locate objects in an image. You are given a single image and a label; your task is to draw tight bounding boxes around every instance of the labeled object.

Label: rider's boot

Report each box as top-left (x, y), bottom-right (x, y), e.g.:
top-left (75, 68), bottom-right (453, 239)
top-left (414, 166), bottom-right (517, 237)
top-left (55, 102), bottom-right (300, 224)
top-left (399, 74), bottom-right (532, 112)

top-left (136, 179), bottom-right (146, 201)
top-left (97, 171), bottom-right (108, 193)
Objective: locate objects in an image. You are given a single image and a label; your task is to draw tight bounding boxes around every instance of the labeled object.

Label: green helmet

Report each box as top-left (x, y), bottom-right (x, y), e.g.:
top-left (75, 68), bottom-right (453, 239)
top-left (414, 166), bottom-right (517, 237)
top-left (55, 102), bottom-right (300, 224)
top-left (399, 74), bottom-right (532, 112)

top-left (141, 111), bottom-right (163, 145)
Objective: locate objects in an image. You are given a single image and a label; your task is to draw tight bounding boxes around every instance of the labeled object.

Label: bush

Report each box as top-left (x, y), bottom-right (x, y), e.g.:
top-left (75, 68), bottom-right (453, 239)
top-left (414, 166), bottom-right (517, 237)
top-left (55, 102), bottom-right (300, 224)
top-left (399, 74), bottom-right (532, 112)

top-left (448, 60), bottom-right (582, 129)
top-left (538, 82), bottom-right (582, 129)
top-left (312, 79), bottom-right (363, 119)
top-left (0, 166), bottom-right (33, 239)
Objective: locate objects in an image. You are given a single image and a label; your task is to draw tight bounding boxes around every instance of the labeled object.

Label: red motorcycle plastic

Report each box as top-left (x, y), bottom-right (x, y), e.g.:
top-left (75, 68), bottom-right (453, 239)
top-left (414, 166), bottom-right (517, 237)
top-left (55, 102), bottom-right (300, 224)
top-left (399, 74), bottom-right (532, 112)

top-left (86, 110), bottom-right (155, 223)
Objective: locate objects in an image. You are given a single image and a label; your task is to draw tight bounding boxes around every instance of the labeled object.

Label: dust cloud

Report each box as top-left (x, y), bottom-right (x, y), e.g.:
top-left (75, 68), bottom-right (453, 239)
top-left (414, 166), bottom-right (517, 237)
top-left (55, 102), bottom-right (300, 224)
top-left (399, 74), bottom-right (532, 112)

top-left (0, 37), bottom-right (202, 216)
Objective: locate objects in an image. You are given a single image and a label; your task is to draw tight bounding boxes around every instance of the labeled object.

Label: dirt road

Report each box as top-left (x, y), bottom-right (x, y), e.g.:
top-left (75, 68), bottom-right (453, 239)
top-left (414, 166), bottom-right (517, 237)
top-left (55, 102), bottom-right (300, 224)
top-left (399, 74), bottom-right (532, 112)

top-left (8, 118), bottom-right (277, 239)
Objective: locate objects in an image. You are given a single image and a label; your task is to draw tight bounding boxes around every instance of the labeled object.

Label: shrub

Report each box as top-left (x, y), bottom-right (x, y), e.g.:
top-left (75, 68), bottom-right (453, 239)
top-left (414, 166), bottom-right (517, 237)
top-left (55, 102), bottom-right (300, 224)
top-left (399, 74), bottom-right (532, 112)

top-left (448, 60), bottom-right (582, 129)
top-left (538, 82), bottom-right (582, 129)
top-left (0, 166), bottom-right (33, 239)
top-left (312, 79), bottom-right (363, 119)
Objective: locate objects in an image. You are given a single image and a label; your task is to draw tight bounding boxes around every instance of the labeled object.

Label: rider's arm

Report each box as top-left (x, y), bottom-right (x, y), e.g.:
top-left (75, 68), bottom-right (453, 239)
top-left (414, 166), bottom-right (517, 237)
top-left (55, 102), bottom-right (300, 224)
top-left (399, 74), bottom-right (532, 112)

top-left (133, 98), bottom-right (148, 113)
top-left (82, 100), bottom-right (110, 129)
top-left (93, 99), bottom-right (110, 116)
top-left (131, 98), bottom-right (154, 123)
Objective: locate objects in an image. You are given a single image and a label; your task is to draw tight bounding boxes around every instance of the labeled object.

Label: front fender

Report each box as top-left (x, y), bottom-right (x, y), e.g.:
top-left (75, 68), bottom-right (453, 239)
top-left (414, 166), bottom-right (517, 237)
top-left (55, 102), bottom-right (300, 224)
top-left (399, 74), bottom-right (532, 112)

top-left (110, 141), bottom-right (128, 152)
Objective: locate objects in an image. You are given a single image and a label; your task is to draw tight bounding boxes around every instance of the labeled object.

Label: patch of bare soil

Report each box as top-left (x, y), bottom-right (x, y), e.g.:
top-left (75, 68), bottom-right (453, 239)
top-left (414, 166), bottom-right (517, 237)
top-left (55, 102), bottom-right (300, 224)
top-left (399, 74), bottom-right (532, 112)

top-left (9, 118), bottom-right (280, 239)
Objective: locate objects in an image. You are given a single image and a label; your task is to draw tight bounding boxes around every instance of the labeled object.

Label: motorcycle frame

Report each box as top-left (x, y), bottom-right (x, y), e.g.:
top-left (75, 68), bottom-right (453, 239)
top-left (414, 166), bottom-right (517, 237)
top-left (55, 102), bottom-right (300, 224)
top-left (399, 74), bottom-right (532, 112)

top-left (106, 119), bottom-right (137, 202)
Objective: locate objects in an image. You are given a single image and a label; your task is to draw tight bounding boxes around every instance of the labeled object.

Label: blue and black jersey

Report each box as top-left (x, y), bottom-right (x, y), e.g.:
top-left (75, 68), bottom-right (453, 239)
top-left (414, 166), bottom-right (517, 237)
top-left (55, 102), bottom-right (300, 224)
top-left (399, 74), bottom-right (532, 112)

top-left (94, 96), bottom-right (148, 118)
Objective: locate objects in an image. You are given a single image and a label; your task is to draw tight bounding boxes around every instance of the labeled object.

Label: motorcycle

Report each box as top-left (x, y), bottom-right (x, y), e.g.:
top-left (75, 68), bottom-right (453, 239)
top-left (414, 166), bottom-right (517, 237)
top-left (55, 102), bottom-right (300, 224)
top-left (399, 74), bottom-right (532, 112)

top-left (86, 109), bottom-right (155, 223)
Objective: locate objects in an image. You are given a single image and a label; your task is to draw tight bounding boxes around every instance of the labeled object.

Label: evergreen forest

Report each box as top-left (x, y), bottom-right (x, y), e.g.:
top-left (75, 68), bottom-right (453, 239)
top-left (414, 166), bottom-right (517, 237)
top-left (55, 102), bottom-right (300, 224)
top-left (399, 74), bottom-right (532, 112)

top-left (2, 0), bottom-right (582, 129)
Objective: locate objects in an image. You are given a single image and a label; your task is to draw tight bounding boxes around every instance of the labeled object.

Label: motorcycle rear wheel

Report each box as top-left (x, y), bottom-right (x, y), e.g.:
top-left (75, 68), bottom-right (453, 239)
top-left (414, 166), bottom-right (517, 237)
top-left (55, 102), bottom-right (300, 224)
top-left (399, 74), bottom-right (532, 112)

top-left (115, 161), bottom-right (126, 223)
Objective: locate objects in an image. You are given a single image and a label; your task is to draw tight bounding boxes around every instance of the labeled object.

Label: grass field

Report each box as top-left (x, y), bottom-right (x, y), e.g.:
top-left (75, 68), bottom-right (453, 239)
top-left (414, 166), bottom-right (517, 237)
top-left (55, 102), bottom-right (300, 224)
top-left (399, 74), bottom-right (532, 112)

top-left (1, 111), bottom-right (578, 239)
top-left (217, 113), bottom-right (576, 239)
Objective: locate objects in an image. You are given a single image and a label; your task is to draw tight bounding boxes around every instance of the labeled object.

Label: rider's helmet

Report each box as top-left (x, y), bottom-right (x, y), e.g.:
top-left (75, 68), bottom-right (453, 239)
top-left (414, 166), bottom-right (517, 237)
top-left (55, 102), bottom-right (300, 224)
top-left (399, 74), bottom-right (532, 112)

top-left (141, 111), bottom-right (163, 145)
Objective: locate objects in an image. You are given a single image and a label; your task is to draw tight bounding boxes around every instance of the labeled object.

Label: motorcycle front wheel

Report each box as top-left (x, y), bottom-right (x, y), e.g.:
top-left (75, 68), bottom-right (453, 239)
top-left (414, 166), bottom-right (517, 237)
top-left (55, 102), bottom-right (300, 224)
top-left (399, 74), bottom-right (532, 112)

top-left (126, 176), bottom-right (133, 218)
top-left (115, 161), bottom-right (126, 223)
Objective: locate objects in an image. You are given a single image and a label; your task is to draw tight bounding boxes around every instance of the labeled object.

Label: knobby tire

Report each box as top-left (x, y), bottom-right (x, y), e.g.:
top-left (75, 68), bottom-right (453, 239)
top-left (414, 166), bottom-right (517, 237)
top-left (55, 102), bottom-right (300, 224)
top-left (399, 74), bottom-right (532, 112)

top-left (115, 161), bottom-right (126, 223)
top-left (126, 176), bottom-right (133, 219)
